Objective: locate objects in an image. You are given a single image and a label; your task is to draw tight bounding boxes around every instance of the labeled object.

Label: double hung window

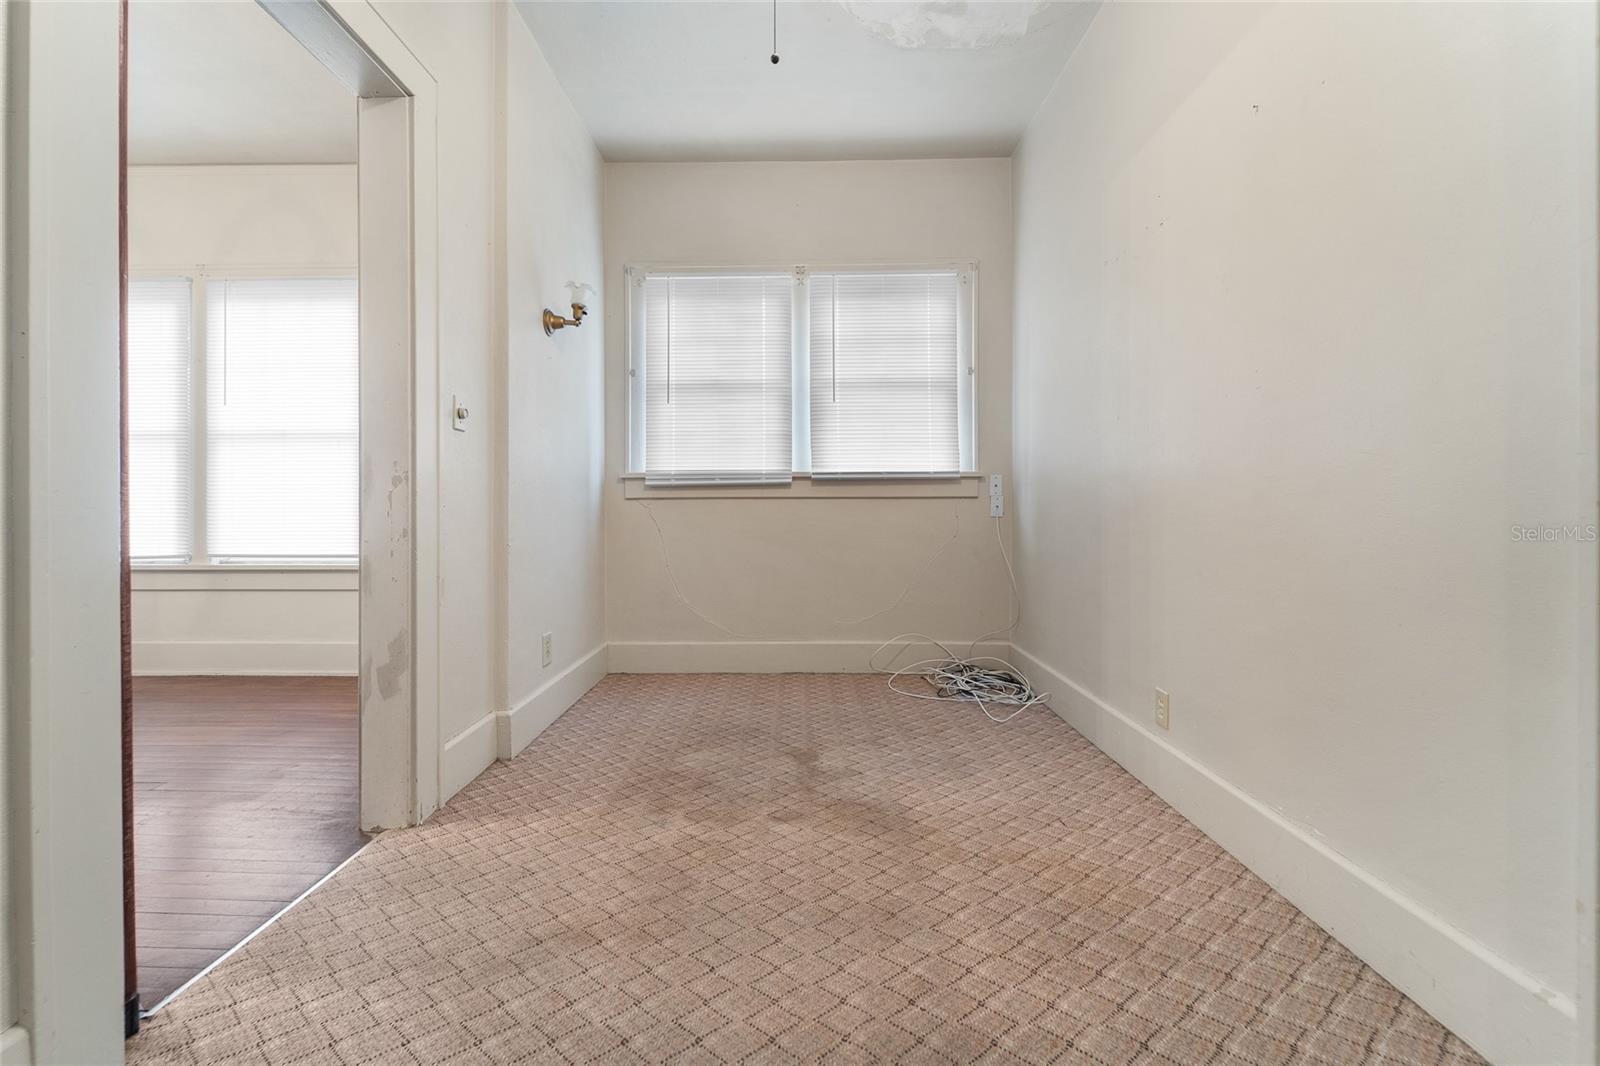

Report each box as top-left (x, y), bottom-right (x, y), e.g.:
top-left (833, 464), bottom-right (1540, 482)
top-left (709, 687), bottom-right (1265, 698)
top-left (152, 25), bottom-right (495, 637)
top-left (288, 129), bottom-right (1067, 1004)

top-left (626, 264), bottom-right (975, 484)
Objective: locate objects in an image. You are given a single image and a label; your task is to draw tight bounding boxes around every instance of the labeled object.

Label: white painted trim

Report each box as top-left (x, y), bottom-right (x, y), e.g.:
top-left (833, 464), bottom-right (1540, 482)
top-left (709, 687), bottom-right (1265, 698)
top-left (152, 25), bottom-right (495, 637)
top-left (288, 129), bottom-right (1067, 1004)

top-left (127, 162), bottom-right (355, 179)
top-left (131, 568), bottom-right (357, 591)
top-left (132, 640), bottom-right (357, 677)
top-left (622, 473), bottom-right (983, 500)
top-left (8, 2), bottom-right (126, 1059)
top-left (440, 712), bottom-right (497, 804)
top-left (1574, 127), bottom-right (1600, 1066)
top-left (1010, 643), bottom-right (1573, 1066)
top-left (498, 645), bottom-right (608, 759)
top-left (0, 1025), bottom-right (31, 1065)
top-left (607, 639), bottom-right (1011, 675)
top-left (310, 0), bottom-right (442, 830)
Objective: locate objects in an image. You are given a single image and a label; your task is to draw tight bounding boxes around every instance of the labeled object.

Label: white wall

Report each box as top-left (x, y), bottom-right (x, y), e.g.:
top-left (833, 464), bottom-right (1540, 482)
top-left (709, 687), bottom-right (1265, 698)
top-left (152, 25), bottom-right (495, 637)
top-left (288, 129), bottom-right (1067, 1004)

top-left (127, 164), bottom-right (355, 269)
top-left (602, 159), bottom-right (1015, 671)
top-left (128, 164), bottom-right (359, 676)
top-left (491, 5), bottom-right (608, 772)
top-left (1009, 4), bottom-right (1597, 1063)
top-left (353, 2), bottom-right (606, 800)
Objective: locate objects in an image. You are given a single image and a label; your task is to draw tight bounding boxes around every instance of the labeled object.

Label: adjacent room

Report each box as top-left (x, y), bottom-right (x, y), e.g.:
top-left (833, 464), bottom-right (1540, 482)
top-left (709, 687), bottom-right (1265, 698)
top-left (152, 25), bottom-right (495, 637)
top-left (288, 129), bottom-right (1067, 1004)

top-left (1, 2), bottom-right (1595, 1066)
top-left (124, 0), bottom-right (364, 1011)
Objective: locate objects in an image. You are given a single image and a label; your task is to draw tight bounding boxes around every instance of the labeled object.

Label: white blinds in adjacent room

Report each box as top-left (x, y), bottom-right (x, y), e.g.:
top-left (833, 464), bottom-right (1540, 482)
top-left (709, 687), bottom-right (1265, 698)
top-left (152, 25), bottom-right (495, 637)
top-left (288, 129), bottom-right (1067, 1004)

top-left (127, 278), bottom-right (194, 562)
top-left (809, 271), bottom-right (962, 476)
top-left (206, 277), bottom-right (358, 563)
top-left (642, 273), bottom-right (793, 483)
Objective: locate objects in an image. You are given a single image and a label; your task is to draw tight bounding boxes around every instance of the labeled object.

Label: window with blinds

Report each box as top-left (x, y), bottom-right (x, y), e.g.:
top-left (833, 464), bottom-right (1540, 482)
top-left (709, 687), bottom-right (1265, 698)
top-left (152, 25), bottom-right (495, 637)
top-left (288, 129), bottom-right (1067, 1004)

top-left (627, 264), bottom-right (974, 481)
top-left (127, 278), bottom-right (195, 562)
top-left (809, 271), bottom-right (961, 476)
top-left (640, 273), bottom-right (793, 484)
top-left (206, 277), bottom-right (359, 564)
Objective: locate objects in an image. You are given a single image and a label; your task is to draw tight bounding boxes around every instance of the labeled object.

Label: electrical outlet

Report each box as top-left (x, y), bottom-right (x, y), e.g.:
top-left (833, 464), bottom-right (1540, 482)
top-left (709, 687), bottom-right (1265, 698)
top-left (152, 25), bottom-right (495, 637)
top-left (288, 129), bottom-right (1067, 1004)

top-left (1155, 688), bottom-right (1170, 730)
top-left (988, 474), bottom-right (1005, 518)
top-left (541, 632), bottom-right (553, 668)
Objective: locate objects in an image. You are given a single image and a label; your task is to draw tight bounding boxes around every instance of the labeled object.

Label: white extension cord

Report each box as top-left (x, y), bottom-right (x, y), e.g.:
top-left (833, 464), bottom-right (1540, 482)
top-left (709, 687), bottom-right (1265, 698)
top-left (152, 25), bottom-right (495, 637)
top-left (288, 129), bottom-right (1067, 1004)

top-left (869, 516), bottom-right (1050, 724)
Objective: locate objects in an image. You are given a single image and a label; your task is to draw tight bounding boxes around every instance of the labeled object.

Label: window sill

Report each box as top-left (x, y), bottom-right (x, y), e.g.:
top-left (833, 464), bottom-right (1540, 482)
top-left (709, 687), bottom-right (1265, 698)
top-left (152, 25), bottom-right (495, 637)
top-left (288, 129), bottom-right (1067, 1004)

top-left (130, 567), bottom-right (358, 592)
top-left (621, 473), bottom-right (984, 500)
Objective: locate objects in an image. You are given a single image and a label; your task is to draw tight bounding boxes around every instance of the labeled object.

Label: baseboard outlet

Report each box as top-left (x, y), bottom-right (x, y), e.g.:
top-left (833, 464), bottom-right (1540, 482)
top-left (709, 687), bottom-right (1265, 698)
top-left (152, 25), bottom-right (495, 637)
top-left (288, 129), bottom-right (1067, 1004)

top-left (607, 639), bottom-right (1013, 675)
top-left (132, 640), bottom-right (357, 677)
top-left (1, 1025), bottom-right (32, 1065)
top-left (498, 643), bottom-right (608, 760)
top-left (440, 711), bottom-right (498, 804)
top-left (1009, 644), bottom-right (1575, 1066)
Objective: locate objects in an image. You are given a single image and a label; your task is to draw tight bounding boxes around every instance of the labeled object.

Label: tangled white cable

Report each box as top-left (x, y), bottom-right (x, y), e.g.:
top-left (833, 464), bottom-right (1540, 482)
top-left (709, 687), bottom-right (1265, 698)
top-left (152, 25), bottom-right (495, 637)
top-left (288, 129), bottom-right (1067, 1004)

top-left (868, 516), bottom-right (1050, 724)
top-left (869, 636), bottom-right (1051, 724)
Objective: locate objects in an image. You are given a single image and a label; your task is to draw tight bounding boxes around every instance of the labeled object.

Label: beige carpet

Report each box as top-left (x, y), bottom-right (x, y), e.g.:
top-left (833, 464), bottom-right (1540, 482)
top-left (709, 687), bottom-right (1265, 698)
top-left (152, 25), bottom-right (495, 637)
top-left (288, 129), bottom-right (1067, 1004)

top-left (128, 674), bottom-right (1483, 1065)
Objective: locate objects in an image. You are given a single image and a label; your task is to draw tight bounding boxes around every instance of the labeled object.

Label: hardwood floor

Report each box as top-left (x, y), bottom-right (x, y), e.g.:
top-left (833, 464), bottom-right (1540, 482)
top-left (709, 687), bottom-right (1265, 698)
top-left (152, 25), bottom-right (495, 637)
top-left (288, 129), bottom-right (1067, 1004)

top-left (132, 676), bottom-right (366, 1008)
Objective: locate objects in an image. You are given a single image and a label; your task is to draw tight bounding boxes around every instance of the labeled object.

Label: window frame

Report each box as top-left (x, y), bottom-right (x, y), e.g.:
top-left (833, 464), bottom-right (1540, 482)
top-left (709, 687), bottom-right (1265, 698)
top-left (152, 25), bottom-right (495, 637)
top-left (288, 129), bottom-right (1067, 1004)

top-left (129, 262), bottom-right (359, 572)
top-left (624, 260), bottom-right (978, 486)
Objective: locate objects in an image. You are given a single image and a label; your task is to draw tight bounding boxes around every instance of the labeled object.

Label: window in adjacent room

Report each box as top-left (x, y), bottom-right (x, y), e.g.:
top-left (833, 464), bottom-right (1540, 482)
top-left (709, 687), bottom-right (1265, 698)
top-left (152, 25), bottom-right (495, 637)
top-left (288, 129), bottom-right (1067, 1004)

top-left (125, 273), bottom-right (359, 566)
top-left (206, 277), bottom-right (359, 564)
top-left (626, 263), bottom-right (975, 484)
top-left (127, 277), bottom-right (195, 564)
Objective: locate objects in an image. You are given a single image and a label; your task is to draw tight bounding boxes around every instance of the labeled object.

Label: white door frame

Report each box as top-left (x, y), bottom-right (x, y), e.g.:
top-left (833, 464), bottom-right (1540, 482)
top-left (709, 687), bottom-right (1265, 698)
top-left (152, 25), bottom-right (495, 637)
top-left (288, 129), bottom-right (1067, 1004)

top-left (257, 0), bottom-right (443, 829)
top-left (8, 2), bottom-right (125, 1060)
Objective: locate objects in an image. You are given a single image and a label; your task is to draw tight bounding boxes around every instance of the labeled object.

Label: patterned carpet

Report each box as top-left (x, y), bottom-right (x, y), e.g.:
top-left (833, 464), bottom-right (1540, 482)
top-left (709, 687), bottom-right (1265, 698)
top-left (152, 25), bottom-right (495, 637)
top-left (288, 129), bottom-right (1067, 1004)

top-left (128, 674), bottom-right (1483, 1065)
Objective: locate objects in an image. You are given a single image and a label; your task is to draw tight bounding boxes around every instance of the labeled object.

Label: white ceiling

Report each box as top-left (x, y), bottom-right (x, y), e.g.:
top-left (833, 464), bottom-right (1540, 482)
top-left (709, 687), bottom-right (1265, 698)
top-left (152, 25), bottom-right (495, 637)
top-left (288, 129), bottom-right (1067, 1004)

top-left (129, 0), bottom-right (355, 166)
top-left (515, 0), bottom-right (1100, 162)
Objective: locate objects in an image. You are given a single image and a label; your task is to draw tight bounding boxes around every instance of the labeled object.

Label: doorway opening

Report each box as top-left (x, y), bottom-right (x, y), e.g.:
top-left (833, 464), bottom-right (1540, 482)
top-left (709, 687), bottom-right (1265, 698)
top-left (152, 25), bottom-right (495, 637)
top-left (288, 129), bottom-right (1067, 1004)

top-left (121, 0), bottom-right (442, 1027)
top-left (124, 0), bottom-right (362, 1014)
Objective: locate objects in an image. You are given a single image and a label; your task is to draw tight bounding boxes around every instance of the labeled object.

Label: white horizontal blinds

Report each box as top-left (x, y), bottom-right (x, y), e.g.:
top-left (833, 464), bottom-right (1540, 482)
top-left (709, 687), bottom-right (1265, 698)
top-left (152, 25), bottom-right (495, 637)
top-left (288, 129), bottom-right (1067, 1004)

top-left (206, 277), bottom-right (359, 563)
top-left (809, 270), bottom-right (961, 475)
top-left (642, 273), bottom-right (793, 482)
top-left (127, 278), bottom-right (194, 562)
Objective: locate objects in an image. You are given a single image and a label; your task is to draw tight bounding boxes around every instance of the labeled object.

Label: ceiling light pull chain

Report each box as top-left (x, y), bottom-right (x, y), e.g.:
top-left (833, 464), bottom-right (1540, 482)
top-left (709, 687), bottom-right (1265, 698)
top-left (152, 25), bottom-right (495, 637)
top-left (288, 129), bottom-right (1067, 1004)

top-left (770, 0), bottom-right (780, 64)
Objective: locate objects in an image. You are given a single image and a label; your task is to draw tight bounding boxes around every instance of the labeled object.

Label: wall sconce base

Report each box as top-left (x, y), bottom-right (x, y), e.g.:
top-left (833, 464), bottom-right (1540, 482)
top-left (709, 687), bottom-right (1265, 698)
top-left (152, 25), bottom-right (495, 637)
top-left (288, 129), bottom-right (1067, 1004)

top-left (543, 302), bottom-right (588, 336)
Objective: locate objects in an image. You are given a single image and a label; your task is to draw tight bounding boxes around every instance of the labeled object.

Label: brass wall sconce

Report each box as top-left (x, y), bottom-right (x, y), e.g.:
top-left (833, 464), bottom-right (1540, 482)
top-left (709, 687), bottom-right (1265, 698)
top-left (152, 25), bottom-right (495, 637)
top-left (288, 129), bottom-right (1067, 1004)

top-left (543, 302), bottom-right (588, 336)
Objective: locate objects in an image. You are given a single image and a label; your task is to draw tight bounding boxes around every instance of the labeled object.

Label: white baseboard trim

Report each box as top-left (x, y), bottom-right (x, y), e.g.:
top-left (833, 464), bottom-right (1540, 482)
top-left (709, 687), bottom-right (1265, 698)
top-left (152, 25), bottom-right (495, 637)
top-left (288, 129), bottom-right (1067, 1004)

top-left (132, 640), bottom-right (357, 677)
top-left (1009, 644), bottom-right (1574, 1066)
top-left (1, 1025), bottom-right (32, 1065)
top-left (498, 643), bottom-right (609, 759)
top-left (440, 711), bottom-right (497, 805)
top-left (607, 639), bottom-right (1013, 675)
